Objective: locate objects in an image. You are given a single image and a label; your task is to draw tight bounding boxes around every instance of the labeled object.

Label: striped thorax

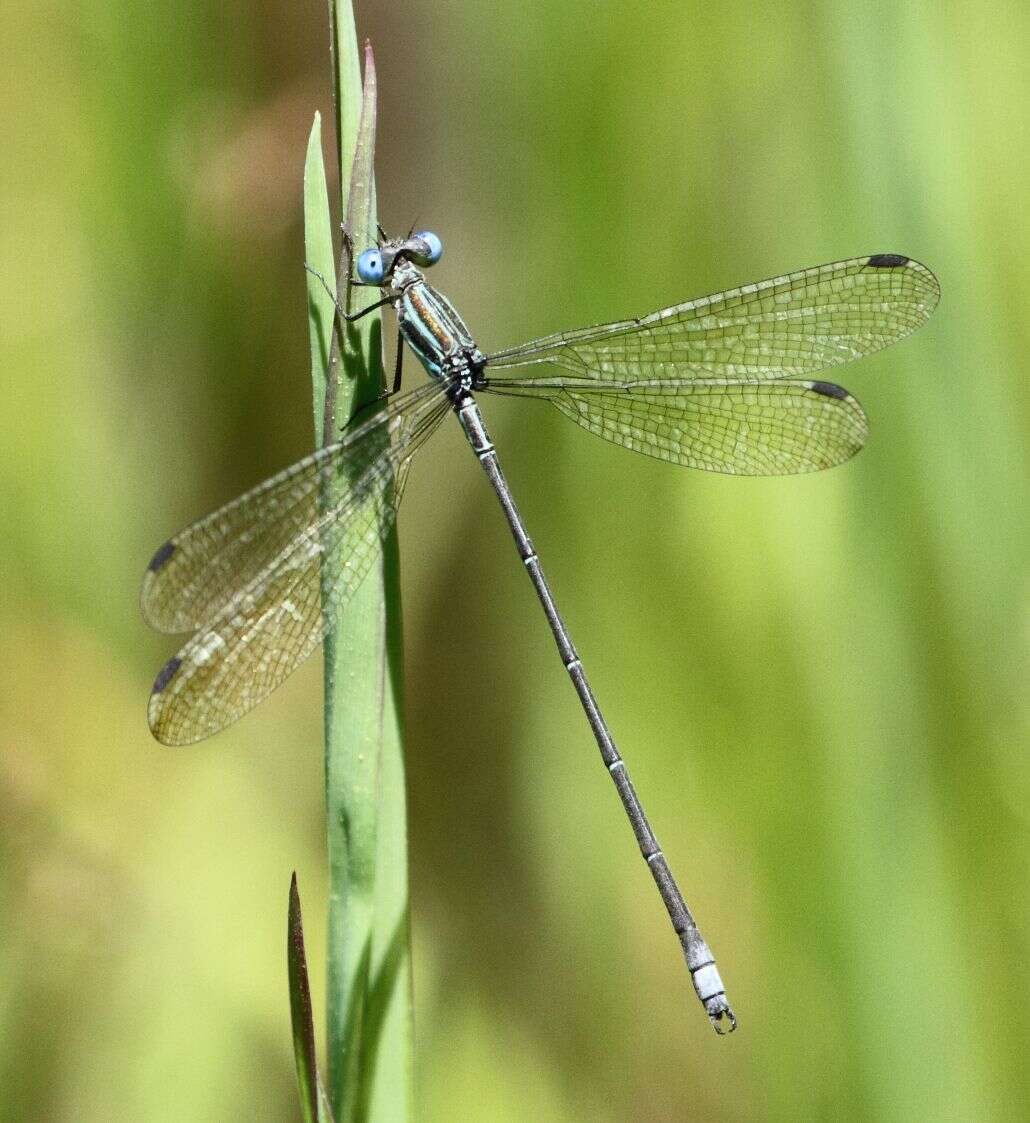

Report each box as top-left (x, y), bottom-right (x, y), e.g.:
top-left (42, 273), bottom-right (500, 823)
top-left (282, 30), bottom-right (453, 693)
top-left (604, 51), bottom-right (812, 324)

top-left (387, 259), bottom-right (486, 386)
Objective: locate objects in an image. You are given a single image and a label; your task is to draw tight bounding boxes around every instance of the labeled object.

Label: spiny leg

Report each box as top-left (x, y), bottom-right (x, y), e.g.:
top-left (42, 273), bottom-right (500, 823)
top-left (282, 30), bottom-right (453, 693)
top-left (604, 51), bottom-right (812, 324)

top-left (392, 326), bottom-right (404, 396)
top-left (304, 264), bottom-right (392, 326)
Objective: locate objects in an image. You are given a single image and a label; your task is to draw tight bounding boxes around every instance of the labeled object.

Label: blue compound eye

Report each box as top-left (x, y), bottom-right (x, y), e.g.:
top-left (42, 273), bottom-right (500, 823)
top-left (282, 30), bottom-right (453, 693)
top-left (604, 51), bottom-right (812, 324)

top-left (412, 230), bottom-right (443, 266)
top-left (356, 248), bottom-right (386, 284)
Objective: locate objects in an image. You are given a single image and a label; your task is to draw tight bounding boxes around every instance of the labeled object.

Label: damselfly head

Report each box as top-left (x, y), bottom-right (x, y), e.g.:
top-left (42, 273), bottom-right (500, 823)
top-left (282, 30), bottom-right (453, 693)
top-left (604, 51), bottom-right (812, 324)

top-left (357, 231), bottom-right (443, 286)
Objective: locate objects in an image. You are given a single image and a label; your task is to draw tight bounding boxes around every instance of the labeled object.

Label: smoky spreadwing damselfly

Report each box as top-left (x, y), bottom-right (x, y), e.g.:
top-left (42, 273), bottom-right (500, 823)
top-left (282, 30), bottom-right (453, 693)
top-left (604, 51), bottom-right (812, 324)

top-left (142, 231), bottom-right (939, 1032)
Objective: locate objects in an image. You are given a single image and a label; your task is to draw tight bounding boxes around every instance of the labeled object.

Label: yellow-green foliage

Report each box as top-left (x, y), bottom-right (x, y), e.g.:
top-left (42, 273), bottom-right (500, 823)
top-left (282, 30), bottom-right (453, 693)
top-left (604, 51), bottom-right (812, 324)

top-left (0, 0), bottom-right (1024, 1119)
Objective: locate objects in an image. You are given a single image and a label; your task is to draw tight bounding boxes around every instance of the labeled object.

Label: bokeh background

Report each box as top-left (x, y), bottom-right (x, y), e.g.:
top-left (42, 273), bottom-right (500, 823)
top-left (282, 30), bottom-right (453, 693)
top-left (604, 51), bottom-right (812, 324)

top-left (2, 1), bottom-right (1027, 1119)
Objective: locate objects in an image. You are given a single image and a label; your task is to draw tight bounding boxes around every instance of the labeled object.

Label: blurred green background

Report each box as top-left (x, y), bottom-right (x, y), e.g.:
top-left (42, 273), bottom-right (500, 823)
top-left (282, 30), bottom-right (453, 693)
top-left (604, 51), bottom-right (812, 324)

top-left (1, 0), bottom-right (1026, 1119)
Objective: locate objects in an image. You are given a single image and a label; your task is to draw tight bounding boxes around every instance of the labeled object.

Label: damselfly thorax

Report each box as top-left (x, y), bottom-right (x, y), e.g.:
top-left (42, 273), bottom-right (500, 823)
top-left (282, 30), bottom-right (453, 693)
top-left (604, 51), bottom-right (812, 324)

top-left (387, 259), bottom-right (485, 386)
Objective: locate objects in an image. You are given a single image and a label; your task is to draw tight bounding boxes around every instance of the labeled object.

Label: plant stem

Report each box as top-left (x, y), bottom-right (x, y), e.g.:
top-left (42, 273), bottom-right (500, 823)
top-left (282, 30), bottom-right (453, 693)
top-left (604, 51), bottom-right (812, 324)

top-left (304, 12), bottom-right (413, 1119)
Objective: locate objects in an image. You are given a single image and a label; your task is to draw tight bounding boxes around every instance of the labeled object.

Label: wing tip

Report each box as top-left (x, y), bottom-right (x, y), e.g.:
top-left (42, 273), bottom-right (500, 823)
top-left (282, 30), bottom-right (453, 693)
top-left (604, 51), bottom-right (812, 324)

top-left (148, 656), bottom-right (187, 747)
top-left (865, 252), bottom-right (941, 311)
top-left (141, 542), bottom-right (181, 634)
top-left (803, 380), bottom-right (869, 469)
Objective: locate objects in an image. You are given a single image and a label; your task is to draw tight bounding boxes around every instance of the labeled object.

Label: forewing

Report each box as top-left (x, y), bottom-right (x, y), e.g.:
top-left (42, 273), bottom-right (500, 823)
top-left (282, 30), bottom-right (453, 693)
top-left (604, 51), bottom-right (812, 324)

top-left (486, 255), bottom-right (938, 381)
top-left (142, 381), bottom-right (446, 634)
top-left (487, 378), bottom-right (868, 475)
top-left (147, 389), bottom-right (449, 745)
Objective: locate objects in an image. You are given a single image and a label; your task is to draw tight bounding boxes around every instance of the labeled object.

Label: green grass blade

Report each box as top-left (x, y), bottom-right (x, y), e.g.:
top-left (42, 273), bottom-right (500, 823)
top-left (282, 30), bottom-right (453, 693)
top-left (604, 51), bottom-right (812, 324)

top-left (344, 41), bottom-right (376, 252)
top-left (304, 100), bottom-right (376, 1123)
top-left (287, 874), bottom-right (336, 1123)
top-left (306, 18), bottom-right (413, 1122)
top-left (305, 112), bottom-right (337, 438)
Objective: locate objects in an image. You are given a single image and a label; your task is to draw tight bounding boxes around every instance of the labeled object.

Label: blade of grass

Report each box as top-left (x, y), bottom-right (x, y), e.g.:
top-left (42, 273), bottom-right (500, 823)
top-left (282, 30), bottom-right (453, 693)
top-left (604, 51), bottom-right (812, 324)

top-left (337, 39), bottom-right (414, 1123)
top-left (304, 102), bottom-right (377, 1123)
top-left (287, 874), bottom-right (336, 1123)
top-left (305, 113), bottom-right (337, 435)
top-left (306, 18), bottom-right (413, 1121)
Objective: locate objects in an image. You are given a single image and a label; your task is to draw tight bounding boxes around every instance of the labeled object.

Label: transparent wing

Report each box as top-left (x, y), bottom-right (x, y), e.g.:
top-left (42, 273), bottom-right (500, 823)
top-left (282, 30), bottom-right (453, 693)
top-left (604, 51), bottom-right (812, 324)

top-left (142, 380), bottom-right (447, 635)
top-left (146, 384), bottom-right (450, 745)
top-left (486, 255), bottom-right (939, 381)
top-left (484, 377), bottom-right (868, 475)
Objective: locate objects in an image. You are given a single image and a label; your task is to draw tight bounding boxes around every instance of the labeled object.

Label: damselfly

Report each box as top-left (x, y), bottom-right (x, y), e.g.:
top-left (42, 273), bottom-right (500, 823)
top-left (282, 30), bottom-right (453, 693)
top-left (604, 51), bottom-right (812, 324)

top-left (142, 234), bottom-right (939, 1032)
